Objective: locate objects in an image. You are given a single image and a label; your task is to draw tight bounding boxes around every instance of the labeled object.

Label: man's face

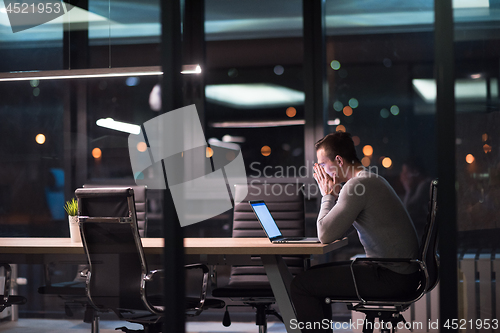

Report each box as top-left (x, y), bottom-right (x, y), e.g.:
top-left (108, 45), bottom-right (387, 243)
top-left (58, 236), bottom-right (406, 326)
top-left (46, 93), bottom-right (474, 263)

top-left (316, 148), bottom-right (338, 179)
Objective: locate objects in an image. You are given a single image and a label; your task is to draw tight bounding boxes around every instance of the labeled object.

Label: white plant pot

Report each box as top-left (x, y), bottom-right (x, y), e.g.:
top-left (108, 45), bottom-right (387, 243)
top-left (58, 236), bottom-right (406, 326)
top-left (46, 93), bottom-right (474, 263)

top-left (68, 215), bottom-right (81, 243)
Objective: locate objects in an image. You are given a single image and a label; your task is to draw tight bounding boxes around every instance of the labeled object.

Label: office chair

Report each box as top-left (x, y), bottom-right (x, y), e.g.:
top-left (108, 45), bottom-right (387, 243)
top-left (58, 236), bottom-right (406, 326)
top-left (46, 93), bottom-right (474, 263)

top-left (76, 187), bottom-right (224, 333)
top-left (1, 263), bottom-right (27, 313)
top-left (324, 179), bottom-right (439, 333)
top-left (38, 185), bottom-right (148, 332)
top-left (212, 183), bottom-right (307, 333)
top-left (83, 185), bottom-right (148, 237)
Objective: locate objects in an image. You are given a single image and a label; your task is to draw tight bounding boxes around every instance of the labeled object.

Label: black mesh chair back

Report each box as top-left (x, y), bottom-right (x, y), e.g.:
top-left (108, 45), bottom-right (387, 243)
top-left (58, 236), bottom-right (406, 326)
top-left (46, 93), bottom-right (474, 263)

top-left (76, 188), bottom-right (159, 322)
top-left (233, 183), bottom-right (305, 237)
top-left (228, 183), bottom-right (306, 285)
top-left (83, 185), bottom-right (148, 237)
top-left (418, 179), bottom-right (439, 294)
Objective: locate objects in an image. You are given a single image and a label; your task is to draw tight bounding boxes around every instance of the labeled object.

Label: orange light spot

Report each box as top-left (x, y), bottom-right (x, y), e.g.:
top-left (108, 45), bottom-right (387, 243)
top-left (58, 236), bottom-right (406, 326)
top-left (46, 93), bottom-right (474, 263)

top-left (362, 145), bottom-right (373, 156)
top-left (286, 107), bottom-right (297, 118)
top-left (482, 133), bottom-right (488, 142)
top-left (382, 157), bottom-right (392, 169)
top-left (336, 125), bottom-right (346, 132)
top-left (343, 106), bottom-right (353, 116)
top-left (261, 146), bottom-right (271, 156)
top-left (206, 147), bottom-right (214, 158)
top-left (92, 148), bottom-right (102, 159)
top-left (35, 134), bottom-right (45, 144)
top-left (352, 136), bottom-right (360, 146)
top-left (483, 144), bottom-right (492, 154)
top-left (361, 156), bottom-right (370, 167)
top-left (466, 154), bottom-right (474, 164)
top-left (137, 142), bottom-right (147, 152)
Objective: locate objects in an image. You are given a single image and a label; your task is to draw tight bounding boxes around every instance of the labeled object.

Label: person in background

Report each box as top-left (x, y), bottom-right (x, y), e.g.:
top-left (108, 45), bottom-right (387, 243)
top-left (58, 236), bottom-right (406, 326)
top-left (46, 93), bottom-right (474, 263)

top-left (400, 158), bottom-right (432, 241)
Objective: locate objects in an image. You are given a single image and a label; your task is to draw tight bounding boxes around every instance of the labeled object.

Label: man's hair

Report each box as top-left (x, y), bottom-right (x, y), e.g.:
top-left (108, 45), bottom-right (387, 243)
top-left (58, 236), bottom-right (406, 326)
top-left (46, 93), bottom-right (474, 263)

top-left (315, 131), bottom-right (361, 164)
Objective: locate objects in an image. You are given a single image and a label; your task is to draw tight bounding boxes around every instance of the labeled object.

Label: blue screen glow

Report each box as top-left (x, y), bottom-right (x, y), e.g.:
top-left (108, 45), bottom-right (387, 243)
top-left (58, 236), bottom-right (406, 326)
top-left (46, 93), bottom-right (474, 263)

top-left (252, 203), bottom-right (282, 239)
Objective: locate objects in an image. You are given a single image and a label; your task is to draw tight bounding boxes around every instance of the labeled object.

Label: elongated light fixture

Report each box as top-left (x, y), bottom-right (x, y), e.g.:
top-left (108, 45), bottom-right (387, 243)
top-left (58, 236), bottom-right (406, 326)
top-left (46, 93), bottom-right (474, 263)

top-left (206, 83), bottom-right (304, 109)
top-left (181, 64), bottom-right (202, 74)
top-left (0, 65), bottom-right (201, 82)
top-left (96, 118), bottom-right (141, 134)
top-left (211, 119), bottom-right (305, 128)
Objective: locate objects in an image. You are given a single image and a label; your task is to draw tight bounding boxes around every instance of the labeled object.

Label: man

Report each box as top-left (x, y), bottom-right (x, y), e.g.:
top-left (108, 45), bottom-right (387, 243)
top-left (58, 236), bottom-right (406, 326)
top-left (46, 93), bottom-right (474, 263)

top-left (290, 132), bottom-right (420, 332)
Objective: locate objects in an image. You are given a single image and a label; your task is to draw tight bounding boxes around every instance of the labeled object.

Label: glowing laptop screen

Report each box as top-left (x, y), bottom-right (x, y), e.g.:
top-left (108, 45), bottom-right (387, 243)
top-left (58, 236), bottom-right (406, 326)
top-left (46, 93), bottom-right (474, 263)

top-left (251, 202), bottom-right (282, 240)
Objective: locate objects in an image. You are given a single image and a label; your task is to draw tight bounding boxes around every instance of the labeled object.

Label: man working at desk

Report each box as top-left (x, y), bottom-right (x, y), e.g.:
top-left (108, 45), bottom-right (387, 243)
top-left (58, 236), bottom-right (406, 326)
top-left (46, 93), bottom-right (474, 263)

top-left (290, 132), bottom-right (420, 332)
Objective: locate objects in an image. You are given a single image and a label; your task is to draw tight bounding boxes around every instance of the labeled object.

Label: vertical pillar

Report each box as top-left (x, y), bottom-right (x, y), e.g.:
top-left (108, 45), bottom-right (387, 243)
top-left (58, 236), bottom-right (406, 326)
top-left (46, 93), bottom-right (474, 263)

top-left (434, 0), bottom-right (458, 331)
top-left (303, 0), bottom-right (328, 168)
top-left (183, 0), bottom-right (206, 128)
top-left (63, 0), bottom-right (88, 198)
top-left (161, 0), bottom-right (185, 332)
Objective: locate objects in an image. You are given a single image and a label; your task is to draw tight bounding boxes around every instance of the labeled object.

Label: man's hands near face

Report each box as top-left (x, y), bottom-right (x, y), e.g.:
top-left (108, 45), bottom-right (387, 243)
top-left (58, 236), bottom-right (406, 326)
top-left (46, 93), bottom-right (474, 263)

top-left (313, 163), bottom-right (341, 198)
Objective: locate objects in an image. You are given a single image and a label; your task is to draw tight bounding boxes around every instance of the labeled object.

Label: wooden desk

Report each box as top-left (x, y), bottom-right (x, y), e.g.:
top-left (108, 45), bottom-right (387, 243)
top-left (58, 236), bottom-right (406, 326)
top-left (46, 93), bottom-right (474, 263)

top-left (0, 237), bottom-right (343, 255)
top-left (0, 237), bottom-right (347, 333)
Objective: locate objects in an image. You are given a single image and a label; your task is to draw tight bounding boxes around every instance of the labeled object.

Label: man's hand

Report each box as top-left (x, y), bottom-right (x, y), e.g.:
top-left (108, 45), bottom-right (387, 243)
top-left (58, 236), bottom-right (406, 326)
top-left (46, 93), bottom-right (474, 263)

top-left (313, 163), bottom-right (341, 198)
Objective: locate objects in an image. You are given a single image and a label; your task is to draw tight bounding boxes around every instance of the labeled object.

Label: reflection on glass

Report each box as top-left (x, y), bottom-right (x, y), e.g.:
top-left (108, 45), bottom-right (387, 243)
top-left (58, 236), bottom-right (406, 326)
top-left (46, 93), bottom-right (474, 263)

top-left (325, 1), bottom-right (439, 323)
top-left (0, 81), bottom-right (65, 235)
top-left (453, 0), bottom-right (500, 326)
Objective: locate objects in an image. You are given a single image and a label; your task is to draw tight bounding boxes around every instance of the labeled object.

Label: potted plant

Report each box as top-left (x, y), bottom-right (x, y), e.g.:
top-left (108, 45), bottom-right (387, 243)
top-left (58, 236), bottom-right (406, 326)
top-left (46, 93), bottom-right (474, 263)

top-left (64, 198), bottom-right (81, 243)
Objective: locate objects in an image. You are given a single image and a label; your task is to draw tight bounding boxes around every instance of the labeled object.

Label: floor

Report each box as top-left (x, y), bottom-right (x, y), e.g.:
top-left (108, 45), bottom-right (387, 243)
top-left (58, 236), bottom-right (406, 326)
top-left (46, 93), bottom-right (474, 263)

top-left (0, 319), bottom-right (289, 333)
top-left (0, 318), bottom-right (356, 332)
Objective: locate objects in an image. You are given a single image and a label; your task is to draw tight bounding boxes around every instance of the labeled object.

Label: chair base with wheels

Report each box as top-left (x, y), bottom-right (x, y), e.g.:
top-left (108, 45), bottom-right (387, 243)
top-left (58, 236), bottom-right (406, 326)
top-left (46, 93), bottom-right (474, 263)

top-left (1, 263), bottom-right (27, 313)
top-left (220, 298), bottom-right (283, 333)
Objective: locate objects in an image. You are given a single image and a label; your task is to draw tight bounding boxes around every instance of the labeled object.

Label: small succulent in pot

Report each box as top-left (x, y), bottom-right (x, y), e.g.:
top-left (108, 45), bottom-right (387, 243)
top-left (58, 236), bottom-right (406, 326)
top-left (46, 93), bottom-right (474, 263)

top-left (64, 198), bottom-right (78, 216)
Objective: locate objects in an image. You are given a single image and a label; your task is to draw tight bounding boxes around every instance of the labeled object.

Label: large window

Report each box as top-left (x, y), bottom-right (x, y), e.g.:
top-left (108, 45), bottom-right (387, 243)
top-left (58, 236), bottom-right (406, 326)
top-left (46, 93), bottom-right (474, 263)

top-left (324, 0), bottom-right (438, 321)
top-left (204, 0), bottom-right (304, 177)
top-left (0, 80), bottom-right (65, 236)
top-left (453, 0), bottom-right (500, 325)
top-left (2, 0), bottom-right (497, 328)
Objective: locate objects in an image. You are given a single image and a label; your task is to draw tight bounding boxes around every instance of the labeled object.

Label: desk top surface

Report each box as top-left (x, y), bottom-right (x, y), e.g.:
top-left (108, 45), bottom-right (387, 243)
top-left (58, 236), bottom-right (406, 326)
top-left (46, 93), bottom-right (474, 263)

top-left (0, 237), bottom-right (346, 255)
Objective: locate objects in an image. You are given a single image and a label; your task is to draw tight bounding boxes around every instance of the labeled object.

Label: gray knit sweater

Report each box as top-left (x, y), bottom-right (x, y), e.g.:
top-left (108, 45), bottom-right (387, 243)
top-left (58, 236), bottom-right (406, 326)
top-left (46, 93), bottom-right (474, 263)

top-left (317, 170), bottom-right (419, 274)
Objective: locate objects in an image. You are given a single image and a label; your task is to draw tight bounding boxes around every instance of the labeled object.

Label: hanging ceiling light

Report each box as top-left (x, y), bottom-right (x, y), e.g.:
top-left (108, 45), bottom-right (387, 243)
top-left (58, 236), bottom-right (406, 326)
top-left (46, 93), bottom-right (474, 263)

top-left (0, 64), bottom-right (201, 82)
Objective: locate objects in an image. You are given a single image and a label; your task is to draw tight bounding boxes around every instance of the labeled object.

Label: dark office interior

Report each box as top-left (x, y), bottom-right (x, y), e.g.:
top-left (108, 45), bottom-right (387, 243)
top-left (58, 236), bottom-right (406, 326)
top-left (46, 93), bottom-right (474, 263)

top-left (1, 0), bottom-right (499, 332)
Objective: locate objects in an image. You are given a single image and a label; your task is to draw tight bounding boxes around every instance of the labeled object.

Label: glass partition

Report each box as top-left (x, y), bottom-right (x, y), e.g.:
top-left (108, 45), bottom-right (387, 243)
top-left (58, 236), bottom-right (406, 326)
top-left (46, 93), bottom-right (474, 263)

top-left (195, 0), bottom-right (305, 238)
top-left (453, 0), bottom-right (500, 327)
top-left (204, 0), bottom-right (304, 175)
top-left (88, 0), bottom-right (160, 67)
top-left (0, 80), bottom-right (66, 237)
top-left (325, 0), bottom-right (437, 249)
top-left (0, 0), bottom-right (163, 322)
top-left (5, 0), bottom-right (496, 329)
top-left (325, 0), bottom-right (437, 324)
top-left (0, 0), bottom-right (64, 72)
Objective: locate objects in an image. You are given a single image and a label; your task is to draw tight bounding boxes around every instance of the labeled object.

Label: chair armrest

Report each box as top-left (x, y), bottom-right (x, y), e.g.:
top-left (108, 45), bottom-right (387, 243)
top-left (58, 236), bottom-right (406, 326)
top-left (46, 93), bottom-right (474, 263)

top-left (349, 257), bottom-right (426, 304)
top-left (80, 268), bottom-right (89, 279)
top-left (78, 217), bottom-right (132, 224)
top-left (144, 269), bottom-right (164, 282)
top-left (352, 257), bottom-right (425, 269)
top-left (184, 264), bottom-right (209, 316)
top-left (1, 263), bottom-right (12, 303)
top-left (351, 257), bottom-right (421, 263)
top-left (185, 263), bottom-right (209, 273)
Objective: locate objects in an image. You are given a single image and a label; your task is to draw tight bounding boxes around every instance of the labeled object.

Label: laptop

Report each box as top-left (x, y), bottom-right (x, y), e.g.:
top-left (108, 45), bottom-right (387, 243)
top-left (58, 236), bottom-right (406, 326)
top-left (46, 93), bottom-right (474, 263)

top-left (249, 200), bottom-right (320, 244)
